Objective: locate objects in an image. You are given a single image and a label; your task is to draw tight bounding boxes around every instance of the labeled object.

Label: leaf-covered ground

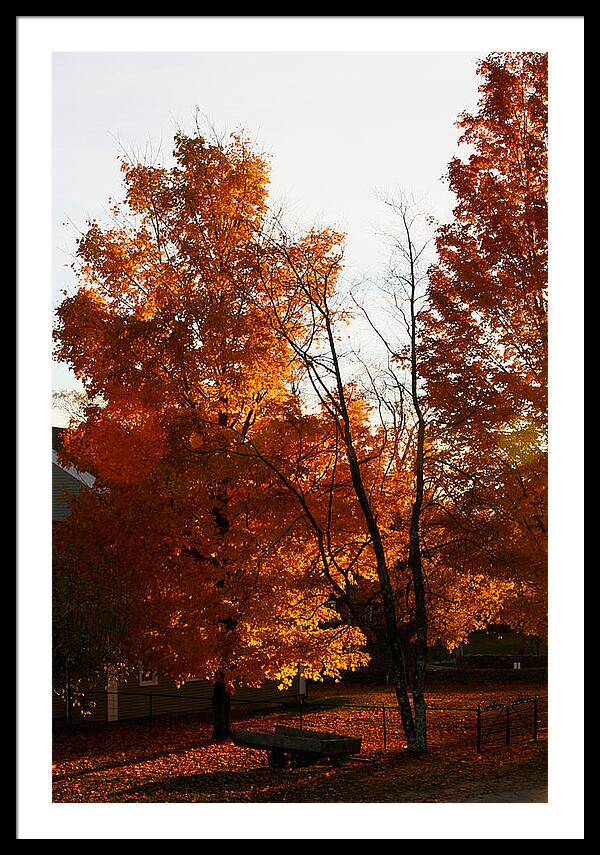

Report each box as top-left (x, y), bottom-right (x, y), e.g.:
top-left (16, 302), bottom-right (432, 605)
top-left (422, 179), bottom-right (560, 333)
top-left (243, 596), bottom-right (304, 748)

top-left (52, 681), bottom-right (547, 803)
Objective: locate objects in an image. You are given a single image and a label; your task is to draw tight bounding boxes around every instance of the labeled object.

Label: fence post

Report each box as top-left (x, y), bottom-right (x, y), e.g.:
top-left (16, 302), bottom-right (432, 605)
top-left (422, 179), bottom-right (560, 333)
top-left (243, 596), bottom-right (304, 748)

top-left (148, 693), bottom-right (153, 730)
top-left (382, 704), bottom-right (387, 750)
top-left (505, 703), bottom-right (511, 746)
top-left (66, 677), bottom-right (72, 726)
top-left (533, 695), bottom-right (538, 741)
top-left (476, 703), bottom-right (482, 753)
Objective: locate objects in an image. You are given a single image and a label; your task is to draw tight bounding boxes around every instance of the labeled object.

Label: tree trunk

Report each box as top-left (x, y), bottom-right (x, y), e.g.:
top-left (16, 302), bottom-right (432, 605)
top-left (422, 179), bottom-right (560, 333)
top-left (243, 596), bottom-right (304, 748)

top-left (212, 676), bottom-right (231, 741)
top-left (408, 447), bottom-right (428, 753)
top-left (407, 213), bottom-right (429, 755)
top-left (66, 673), bottom-right (72, 726)
top-left (391, 643), bottom-right (419, 751)
top-left (408, 453), bottom-right (428, 752)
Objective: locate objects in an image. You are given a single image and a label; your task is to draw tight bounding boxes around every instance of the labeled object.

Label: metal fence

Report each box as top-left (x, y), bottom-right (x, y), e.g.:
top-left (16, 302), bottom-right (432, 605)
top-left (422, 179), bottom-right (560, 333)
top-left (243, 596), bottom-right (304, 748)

top-left (62, 688), bottom-right (547, 754)
top-left (476, 695), bottom-right (548, 753)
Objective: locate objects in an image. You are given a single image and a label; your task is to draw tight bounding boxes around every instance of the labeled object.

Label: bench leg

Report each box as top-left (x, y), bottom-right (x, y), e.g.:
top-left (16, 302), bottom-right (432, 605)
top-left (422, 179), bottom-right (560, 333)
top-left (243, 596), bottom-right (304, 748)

top-left (268, 749), bottom-right (289, 769)
top-left (290, 751), bottom-right (317, 768)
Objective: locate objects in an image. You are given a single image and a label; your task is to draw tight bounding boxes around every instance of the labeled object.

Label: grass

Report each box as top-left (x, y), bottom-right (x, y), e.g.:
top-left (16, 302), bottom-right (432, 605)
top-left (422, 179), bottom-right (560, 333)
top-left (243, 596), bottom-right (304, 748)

top-left (52, 679), bottom-right (547, 803)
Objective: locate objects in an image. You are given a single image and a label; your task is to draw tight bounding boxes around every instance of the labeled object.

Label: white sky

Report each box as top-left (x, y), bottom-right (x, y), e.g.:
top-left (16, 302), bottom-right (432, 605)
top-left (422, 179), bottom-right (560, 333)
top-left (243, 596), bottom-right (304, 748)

top-left (52, 50), bottom-right (482, 416)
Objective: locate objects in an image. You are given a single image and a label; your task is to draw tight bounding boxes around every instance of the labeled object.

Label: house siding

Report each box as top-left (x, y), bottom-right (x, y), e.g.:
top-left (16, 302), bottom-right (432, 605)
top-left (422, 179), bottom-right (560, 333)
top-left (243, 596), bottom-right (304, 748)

top-left (53, 672), bottom-right (297, 726)
top-left (52, 462), bottom-right (81, 522)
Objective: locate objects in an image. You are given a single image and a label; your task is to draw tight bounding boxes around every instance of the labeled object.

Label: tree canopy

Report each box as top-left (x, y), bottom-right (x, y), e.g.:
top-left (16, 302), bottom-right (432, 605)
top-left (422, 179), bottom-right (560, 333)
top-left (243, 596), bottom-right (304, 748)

top-left (53, 132), bottom-right (368, 698)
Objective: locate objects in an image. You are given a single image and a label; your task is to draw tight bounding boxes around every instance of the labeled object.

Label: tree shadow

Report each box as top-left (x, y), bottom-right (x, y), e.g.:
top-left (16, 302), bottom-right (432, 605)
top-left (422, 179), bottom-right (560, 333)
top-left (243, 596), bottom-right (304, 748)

top-left (53, 716), bottom-right (213, 762)
top-left (52, 740), bottom-right (214, 781)
top-left (117, 761), bottom-right (341, 802)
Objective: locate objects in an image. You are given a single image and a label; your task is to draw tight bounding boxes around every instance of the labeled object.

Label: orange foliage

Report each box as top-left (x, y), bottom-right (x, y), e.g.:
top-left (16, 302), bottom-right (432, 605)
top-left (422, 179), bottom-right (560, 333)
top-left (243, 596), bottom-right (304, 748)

top-left (421, 52), bottom-right (548, 637)
top-left (54, 53), bottom-right (548, 707)
top-left (53, 131), bottom-right (368, 691)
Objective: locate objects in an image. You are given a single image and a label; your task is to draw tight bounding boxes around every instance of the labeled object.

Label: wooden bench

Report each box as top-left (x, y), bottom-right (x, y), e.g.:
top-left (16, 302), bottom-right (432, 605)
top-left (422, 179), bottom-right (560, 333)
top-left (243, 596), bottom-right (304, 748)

top-left (231, 725), bottom-right (362, 768)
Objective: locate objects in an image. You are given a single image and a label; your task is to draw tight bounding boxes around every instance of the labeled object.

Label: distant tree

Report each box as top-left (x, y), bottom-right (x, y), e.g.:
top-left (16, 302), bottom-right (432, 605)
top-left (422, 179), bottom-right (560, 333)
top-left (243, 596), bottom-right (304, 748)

top-left (421, 52), bottom-right (548, 637)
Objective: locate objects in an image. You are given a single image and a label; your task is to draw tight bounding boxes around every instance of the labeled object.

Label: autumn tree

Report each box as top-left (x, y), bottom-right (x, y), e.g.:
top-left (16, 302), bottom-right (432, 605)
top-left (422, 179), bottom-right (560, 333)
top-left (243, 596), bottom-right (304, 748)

top-left (53, 130), bottom-right (367, 738)
top-left (421, 52), bottom-right (548, 637)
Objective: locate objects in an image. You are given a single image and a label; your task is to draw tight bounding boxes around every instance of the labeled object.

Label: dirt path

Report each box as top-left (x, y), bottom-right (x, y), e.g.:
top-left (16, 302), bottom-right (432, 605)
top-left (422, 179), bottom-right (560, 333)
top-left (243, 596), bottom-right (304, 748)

top-left (465, 784), bottom-right (547, 802)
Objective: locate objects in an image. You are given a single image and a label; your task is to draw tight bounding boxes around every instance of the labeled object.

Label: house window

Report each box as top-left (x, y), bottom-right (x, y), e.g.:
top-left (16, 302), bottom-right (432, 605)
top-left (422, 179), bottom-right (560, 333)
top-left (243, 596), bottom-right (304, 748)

top-left (139, 668), bottom-right (159, 687)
